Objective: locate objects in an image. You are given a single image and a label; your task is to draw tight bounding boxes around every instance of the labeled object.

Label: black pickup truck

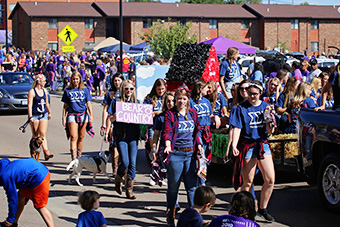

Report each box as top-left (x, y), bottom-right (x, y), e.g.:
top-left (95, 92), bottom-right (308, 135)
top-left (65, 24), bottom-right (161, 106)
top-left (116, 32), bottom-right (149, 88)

top-left (298, 108), bottom-right (340, 211)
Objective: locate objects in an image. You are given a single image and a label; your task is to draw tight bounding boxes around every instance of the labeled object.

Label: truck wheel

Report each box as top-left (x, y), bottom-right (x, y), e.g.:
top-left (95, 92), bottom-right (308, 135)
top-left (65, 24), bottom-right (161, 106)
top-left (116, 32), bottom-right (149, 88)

top-left (318, 153), bottom-right (340, 212)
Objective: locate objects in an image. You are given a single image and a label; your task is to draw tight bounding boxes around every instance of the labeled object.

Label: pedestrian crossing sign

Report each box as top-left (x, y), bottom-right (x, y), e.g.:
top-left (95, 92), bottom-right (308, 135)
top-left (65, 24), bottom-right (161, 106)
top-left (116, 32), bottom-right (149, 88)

top-left (58, 25), bottom-right (78, 46)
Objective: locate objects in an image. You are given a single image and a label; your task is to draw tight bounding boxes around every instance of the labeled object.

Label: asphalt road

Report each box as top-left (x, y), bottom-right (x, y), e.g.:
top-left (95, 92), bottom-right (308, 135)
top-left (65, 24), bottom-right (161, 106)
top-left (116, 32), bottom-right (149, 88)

top-left (0, 93), bottom-right (339, 227)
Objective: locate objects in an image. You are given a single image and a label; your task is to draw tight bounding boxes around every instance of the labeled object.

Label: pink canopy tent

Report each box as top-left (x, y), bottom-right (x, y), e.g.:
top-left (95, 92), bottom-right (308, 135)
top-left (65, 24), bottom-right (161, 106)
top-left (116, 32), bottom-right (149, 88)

top-left (202, 36), bottom-right (255, 55)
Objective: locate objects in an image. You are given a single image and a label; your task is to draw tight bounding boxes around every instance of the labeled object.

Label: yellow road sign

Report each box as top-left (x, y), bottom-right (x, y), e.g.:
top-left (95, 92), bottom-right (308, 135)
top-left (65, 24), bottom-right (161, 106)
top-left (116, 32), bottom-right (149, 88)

top-left (62, 45), bottom-right (75, 53)
top-left (58, 25), bottom-right (78, 46)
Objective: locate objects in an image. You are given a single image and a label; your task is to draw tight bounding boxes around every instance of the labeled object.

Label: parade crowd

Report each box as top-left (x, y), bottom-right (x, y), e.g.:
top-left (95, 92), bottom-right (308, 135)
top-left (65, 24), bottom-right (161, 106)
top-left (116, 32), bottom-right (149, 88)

top-left (0, 45), bottom-right (340, 227)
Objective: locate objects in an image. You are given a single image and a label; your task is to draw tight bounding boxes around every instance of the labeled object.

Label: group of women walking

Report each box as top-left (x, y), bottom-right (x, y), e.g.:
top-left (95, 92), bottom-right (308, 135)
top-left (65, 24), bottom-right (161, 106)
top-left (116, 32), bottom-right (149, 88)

top-left (25, 44), bottom-right (340, 227)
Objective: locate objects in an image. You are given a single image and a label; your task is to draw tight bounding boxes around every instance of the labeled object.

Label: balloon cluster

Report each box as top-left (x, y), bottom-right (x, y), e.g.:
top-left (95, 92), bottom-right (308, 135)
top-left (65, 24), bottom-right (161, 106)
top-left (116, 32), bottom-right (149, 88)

top-left (166, 43), bottom-right (212, 84)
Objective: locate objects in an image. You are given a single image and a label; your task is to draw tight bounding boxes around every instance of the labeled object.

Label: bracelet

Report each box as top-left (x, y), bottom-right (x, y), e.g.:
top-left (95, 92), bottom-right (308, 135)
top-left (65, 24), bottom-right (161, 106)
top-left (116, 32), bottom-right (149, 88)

top-left (151, 149), bottom-right (157, 153)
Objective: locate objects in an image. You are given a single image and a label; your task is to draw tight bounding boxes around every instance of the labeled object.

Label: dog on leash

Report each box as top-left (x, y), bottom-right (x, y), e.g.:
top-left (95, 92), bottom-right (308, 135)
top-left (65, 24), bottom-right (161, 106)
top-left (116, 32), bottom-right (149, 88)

top-left (29, 137), bottom-right (44, 161)
top-left (66, 151), bottom-right (113, 186)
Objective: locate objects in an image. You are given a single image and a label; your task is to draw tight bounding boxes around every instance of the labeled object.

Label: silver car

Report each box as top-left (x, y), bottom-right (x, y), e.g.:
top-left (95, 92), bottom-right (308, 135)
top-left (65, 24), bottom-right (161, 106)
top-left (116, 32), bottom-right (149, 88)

top-left (0, 72), bottom-right (33, 111)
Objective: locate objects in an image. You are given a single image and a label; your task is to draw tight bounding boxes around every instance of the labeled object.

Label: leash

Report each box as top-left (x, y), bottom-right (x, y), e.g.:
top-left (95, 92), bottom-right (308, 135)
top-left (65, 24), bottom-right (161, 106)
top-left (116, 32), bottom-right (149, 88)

top-left (19, 117), bottom-right (37, 137)
top-left (19, 117), bottom-right (32, 134)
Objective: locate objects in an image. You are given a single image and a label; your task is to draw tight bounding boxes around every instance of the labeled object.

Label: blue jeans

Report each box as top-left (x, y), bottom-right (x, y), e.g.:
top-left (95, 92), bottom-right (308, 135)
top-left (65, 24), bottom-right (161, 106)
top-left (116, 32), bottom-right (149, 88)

top-left (166, 149), bottom-right (197, 208)
top-left (116, 139), bottom-right (138, 179)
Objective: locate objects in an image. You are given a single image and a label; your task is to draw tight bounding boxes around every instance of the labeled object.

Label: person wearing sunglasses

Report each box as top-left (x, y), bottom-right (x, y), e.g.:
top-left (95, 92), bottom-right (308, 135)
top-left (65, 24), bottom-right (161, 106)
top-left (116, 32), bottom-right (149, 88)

top-left (229, 80), bottom-right (276, 223)
top-left (106, 80), bottom-right (140, 200)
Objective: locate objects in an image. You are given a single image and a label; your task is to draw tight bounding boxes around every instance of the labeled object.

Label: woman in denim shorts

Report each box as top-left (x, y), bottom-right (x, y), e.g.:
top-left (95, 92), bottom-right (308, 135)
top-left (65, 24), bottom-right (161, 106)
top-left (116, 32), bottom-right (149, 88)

top-left (62, 72), bottom-right (93, 160)
top-left (27, 74), bottom-right (53, 161)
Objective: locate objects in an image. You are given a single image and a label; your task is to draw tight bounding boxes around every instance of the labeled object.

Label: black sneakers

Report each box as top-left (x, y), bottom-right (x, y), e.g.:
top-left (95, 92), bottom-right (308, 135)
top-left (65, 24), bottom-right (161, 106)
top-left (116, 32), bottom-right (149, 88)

top-left (257, 208), bottom-right (275, 222)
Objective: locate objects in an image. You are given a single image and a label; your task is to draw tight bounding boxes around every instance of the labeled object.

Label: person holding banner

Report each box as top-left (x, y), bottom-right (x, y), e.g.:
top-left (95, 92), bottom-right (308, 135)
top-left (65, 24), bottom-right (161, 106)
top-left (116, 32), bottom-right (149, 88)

top-left (143, 78), bottom-right (167, 162)
top-left (163, 87), bottom-right (204, 226)
top-left (106, 80), bottom-right (140, 200)
top-left (62, 72), bottom-right (94, 160)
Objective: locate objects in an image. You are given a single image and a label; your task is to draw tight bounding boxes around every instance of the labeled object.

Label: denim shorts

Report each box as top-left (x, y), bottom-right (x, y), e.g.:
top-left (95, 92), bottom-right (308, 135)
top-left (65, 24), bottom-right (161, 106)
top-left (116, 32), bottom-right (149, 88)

top-left (67, 113), bottom-right (89, 123)
top-left (245, 143), bottom-right (271, 160)
top-left (32, 112), bottom-right (48, 121)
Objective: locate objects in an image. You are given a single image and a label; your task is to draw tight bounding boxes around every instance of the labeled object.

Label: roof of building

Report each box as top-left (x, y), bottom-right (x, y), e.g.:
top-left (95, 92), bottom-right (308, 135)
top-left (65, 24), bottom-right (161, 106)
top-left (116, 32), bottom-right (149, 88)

top-left (92, 2), bottom-right (256, 18)
top-left (243, 4), bottom-right (340, 19)
top-left (9, 2), bottom-right (102, 19)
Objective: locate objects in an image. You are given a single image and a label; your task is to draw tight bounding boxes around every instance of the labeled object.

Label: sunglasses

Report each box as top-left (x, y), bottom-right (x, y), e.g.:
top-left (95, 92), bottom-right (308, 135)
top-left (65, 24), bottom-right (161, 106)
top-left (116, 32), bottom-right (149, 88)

top-left (125, 87), bottom-right (134, 91)
top-left (248, 92), bottom-right (260, 97)
top-left (240, 87), bottom-right (248, 91)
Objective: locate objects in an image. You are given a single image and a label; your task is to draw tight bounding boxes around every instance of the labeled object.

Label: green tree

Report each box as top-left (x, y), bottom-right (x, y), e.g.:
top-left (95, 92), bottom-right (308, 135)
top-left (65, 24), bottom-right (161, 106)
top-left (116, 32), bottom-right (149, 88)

top-left (300, 1), bottom-right (309, 5)
top-left (139, 19), bottom-right (198, 59)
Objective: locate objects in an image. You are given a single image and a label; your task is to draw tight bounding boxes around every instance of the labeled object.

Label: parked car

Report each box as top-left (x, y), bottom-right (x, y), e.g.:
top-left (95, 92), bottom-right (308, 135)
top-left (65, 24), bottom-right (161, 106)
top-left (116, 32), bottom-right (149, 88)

top-left (298, 108), bottom-right (340, 211)
top-left (317, 58), bottom-right (339, 73)
top-left (238, 56), bottom-right (265, 75)
top-left (0, 72), bottom-right (33, 111)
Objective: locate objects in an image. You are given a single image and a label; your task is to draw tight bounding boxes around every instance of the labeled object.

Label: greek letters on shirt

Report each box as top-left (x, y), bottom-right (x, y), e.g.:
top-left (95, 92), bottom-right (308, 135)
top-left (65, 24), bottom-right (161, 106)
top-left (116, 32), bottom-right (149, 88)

top-left (178, 120), bottom-right (195, 134)
top-left (248, 111), bottom-right (265, 129)
top-left (69, 90), bottom-right (86, 103)
top-left (193, 103), bottom-right (211, 118)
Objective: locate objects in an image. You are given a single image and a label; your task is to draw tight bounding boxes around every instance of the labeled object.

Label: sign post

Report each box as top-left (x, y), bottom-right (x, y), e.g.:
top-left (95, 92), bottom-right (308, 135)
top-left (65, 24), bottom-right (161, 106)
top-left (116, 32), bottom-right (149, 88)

top-left (58, 25), bottom-right (78, 53)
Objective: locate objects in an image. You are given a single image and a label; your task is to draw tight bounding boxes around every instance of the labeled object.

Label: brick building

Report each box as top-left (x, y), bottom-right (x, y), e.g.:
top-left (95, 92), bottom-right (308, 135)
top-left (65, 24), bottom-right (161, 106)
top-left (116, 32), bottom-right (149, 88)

top-left (0, 0), bottom-right (120, 31)
top-left (8, 2), bottom-right (340, 55)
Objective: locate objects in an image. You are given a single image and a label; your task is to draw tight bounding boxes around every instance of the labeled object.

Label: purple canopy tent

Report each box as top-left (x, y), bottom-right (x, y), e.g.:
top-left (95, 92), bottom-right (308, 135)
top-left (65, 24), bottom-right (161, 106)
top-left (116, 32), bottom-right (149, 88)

top-left (202, 36), bottom-right (255, 55)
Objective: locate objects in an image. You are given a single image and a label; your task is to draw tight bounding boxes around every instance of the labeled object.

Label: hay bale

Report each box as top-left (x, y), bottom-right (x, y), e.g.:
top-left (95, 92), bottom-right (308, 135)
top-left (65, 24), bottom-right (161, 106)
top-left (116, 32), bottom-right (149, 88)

top-left (269, 134), bottom-right (298, 159)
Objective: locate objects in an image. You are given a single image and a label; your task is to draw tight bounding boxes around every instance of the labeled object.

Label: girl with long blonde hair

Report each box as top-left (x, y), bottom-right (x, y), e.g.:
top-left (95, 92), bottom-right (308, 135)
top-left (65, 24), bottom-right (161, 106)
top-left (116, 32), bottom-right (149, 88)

top-left (27, 74), bottom-right (53, 161)
top-left (106, 79), bottom-right (140, 200)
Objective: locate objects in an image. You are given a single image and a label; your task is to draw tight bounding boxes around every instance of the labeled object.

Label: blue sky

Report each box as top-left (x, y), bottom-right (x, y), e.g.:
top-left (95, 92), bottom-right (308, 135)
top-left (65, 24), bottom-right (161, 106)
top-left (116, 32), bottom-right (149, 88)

top-left (160, 0), bottom-right (339, 5)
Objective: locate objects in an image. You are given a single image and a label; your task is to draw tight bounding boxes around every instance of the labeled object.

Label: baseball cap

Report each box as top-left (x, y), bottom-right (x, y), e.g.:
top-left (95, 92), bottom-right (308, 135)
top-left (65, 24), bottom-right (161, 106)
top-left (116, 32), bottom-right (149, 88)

top-left (309, 58), bottom-right (318, 65)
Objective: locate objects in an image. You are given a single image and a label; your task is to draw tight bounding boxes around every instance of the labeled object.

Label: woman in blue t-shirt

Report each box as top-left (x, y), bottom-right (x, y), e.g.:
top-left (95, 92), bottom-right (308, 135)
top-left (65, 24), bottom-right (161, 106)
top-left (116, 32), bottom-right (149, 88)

top-left (143, 78), bottom-right (166, 162)
top-left (219, 47), bottom-right (242, 100)
top-left (150, 91), bottom-right (175, 186)
top-left (230, 80), bottom-right (276, 222)
top-left (262, 77), bottom-right (280, 104)
top-left (190, 80), bottom-right (220, 185)
top-left (62, 72), bottom-right (93, 160)
top-left (106, 80), bottom-right (140, 200)
top-left (285, 82), bottom-right (316, 134)
top-left (205, 80), bottom-right (229, 127)
top-left (249, 62), bottom-right (264, 85)
top-left (102, 73), bottom-right (124, 177)
top-left (27, 74), bottom-right (53, 161)
top-left (163, 87), bottom-right (203, 226)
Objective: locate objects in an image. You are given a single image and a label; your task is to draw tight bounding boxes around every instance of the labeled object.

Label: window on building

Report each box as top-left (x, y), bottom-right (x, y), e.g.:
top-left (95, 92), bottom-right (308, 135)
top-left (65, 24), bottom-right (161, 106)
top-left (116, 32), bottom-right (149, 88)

top-left (85, 42), bottom-right (94, 47)
top-left (48, 19), bottom-right (58, 29)
top-left (311, 20), bottom-right (318, 30)
top-left (0, 5), bottom-right (3, 25)
top-left (143, 18), bottom-right (152, 29)
top-left (209, 19), bottom-right (218, 29)
top-left (179, 18), bottom-right (186, 26)
top-left (311, 42), bottom-right (319, 51)
top-left (241, 20), bottom-right (249, 29)
top-left (9, 4), bottom-right (16, 11)
top-left (291, 19), bottom-right (299, 29)
top-left (48, 42), bottom-right (58, 51)
top-left (85, 19), bottom-right (94, 29)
